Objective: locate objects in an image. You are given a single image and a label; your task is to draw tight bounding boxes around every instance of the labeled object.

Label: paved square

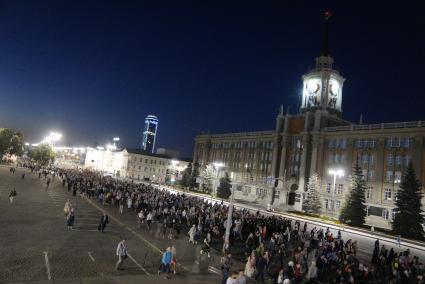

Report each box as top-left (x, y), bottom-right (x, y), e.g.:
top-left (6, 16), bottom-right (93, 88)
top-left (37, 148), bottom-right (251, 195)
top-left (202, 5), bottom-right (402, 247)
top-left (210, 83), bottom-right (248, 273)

top-left (0, 167), bottom-right (225, 283)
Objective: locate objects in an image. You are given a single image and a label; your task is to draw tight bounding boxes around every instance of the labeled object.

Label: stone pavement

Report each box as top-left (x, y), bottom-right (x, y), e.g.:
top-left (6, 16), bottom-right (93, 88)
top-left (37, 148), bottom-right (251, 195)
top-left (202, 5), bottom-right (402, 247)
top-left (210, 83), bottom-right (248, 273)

top-left (0, 167), bottom-right (240, 283)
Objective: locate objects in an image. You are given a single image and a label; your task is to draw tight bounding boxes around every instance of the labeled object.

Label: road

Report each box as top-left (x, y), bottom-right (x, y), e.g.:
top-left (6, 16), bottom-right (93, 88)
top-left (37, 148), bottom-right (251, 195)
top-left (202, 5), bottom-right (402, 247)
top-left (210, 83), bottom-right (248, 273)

top-left (0, 167), bottom-right (233, 284)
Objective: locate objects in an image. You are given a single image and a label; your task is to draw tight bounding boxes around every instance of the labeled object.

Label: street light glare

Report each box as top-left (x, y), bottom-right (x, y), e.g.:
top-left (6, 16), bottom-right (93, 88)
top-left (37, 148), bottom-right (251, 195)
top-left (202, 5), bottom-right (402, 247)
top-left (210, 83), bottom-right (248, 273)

top-left (213, 162), bottom-right (224, 168)
top-left (328, 168), bottom-right (344, 177)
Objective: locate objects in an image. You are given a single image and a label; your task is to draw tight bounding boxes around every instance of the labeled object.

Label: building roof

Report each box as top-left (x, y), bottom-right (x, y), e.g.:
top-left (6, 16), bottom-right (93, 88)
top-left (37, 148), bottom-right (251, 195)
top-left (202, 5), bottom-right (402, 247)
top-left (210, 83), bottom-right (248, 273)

top-left (124, 148), bottom-right (192, 162)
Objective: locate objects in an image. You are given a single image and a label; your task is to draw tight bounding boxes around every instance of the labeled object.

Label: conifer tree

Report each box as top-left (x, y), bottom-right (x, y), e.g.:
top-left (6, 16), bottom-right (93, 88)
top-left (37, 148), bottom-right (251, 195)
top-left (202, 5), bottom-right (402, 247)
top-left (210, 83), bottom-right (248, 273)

top-left (340, 162), bottom-right (367, 226)
top-left (217, 172), bottom-right (232, 199)
top-left (303, 173), bottom-right (322, 215)
top-left (392, 164), bottom-right (424, 240)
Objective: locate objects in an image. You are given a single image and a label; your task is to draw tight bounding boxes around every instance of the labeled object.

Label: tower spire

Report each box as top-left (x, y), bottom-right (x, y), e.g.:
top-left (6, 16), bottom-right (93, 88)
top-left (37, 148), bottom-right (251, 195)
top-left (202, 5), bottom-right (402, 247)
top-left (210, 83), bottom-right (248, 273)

top-left (321, 10), bottom-right (332, 56)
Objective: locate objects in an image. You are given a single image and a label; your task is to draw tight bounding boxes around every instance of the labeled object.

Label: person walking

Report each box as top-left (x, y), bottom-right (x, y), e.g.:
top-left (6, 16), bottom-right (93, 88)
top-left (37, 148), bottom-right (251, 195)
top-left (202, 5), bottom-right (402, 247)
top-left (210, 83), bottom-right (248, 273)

top-left (158, 247), bottom-right (173, 279)
top-left (119, 198), bottom-right (124, 214)
top-left (188, 224), bottom-right (197, 244)
top-left (66, 208), bottom-right (75, 230)
top-left (63, 199), bottom-right (72, 218)
top-left (221, 252), bottom-right (233, 284)
top-left (146, 211), bottom-right (153, 231)
top-left (9, 188), bottom-right (17, 204)
top-left (98, 212), bottom-right (109, 233)
top-left (115, 239), bottom-right (128, 270)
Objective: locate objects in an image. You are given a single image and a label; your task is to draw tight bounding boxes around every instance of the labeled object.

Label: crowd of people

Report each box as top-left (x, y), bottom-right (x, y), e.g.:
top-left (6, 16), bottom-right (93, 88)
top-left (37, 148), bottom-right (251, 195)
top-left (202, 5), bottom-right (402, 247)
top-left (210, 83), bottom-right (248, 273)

top-left (18, 163), bottom-right (425, 283)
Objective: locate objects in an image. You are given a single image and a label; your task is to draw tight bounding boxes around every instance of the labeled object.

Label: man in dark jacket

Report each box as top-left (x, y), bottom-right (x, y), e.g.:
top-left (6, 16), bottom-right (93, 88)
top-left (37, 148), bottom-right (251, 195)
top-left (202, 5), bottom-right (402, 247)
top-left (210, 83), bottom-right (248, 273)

top-left (98, 212), bottom-right (109, 233)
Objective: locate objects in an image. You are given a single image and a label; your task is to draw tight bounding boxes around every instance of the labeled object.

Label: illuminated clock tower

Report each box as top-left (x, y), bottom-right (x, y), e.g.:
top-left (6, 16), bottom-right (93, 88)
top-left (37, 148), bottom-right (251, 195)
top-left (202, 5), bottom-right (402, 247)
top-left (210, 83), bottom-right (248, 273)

top-left (300, 11), bottom-right (345, 116)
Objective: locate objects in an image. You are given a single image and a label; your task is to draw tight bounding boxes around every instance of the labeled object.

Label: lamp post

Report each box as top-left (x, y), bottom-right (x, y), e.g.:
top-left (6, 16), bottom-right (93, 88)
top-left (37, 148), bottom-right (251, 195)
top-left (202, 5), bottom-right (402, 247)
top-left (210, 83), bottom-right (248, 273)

top-left (223, 171), bottom-right (234, 252)
top-left (213, 162), bottom-right (224, 197)
top-left (328, 168), bottom-right (344, 218)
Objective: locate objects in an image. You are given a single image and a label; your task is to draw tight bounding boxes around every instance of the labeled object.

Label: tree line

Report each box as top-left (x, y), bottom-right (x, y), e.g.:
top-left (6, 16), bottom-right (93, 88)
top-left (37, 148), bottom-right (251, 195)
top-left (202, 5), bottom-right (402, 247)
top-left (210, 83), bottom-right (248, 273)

top-left (0, 127), bottom-right (55, 166)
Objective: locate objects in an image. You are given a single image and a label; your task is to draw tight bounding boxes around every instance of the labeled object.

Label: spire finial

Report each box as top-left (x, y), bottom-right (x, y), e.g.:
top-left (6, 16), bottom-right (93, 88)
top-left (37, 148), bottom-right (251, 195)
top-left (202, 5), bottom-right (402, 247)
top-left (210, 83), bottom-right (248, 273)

top-left (321, 10), bottom-right (332, 56)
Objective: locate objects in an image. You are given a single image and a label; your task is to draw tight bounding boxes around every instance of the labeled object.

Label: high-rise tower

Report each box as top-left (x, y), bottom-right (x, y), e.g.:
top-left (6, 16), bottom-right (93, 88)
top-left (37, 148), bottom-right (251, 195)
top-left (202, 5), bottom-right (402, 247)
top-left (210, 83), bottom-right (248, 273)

top-left (141, 115), bottom-right (159, 153)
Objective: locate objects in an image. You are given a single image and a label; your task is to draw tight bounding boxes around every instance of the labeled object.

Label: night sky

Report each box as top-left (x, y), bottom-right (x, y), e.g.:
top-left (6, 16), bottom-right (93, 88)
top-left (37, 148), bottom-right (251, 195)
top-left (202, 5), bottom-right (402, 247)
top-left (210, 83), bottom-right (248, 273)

top-left (0, 1), bottom-right (424, 157)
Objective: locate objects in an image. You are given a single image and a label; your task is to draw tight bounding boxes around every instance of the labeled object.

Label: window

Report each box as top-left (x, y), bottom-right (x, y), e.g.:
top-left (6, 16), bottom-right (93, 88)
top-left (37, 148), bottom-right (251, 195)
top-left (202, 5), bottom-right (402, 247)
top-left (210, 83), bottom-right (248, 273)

top-left (324, 199), bottom-right (329, 210)
top-left (366, 187), bottom-right (372, 199)
top-left (387, 137), bottom-right (401, 148)
top-left (405, 155), bottom-right (412, 167)
top-left (382, 209), bottom-right (389, 220)
top-left (138, 165), bottom-right (141, 170)
top-left (394, 171), bottom-right (402, 183)
top-left (328, 140), bottom-right (336, 149)
top-left (387, 154), bottom-right (394, 166)
top-left (368, 170), bottom-right (374, 181)
top-left (395, 155), bottom-right (403, 166)
top-left (386, 171), bottom-right (393, 182)
top-left (394, 190), bottom-right (399, 201)
top-left (139, 158), bottom-right (142, 162)
top-left (144, 166), bottom-right (147, 171)
top-left (145, 159), bottom-right (148, 163)
top-left (337, 184), bottom-right (343, 194)
top-left (335, 200), bottom-right (341, 210)
top-left (366, 206), bottom-right (370, 216)
top-left (340, 139), bottom-right (347, 149)
top-left (403, 138), bottom-right (413, 148)
top-left (335, 154), bottom-right (341, 164)
top-left (150, 160), bottom-right (153, 164)
top-left (384, 189), bottom-right (392, 200)
top-left (391, 209), bottom-right (396, 220)
top-left (362, 154), bottom-right (369, 165)
top-left (326, 183), bottom-right (331, 193)
top-left (369, 155), bottom-right (374, 165)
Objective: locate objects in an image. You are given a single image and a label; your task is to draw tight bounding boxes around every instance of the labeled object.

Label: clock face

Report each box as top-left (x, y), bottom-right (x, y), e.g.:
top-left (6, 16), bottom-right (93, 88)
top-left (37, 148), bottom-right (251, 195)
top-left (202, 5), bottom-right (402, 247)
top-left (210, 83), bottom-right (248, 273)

top-left (307, 80), bottom-right (320, 94)
top-left (330, 82), bottom-right (339, 96)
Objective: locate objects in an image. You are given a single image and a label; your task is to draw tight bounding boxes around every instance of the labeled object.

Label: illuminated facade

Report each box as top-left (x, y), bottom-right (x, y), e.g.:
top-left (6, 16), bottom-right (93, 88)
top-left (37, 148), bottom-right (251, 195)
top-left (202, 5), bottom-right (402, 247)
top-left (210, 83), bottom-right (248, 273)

top-left (142, 115), bottom-right (159, 154)
top-left (84, 148), bottom-right (189, 184)
top-left (193, 14), bottom-right (425, 229)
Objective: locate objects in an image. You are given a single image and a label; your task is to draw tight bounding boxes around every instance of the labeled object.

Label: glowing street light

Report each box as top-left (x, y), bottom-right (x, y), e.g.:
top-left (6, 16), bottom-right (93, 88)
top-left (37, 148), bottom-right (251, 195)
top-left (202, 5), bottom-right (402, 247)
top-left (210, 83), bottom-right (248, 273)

top-left (41, 132), bottom-right (62, 146)
top-left (106, 144), bottom-right (117, 151)
top-left (328, 168), bottom-right (344, 218)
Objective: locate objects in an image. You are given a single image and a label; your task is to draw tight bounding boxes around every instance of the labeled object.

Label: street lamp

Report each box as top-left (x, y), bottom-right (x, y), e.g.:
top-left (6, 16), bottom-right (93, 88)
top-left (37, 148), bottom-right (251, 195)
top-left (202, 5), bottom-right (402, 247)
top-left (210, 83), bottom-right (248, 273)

top-left (212, 162), bottom-right (224, 196)
top-left (328, 168), bottom-right (344, 218)
top-left (223, 171), bottom-right (234, 252)
top-left (41, 132), bottom-right (62, 147)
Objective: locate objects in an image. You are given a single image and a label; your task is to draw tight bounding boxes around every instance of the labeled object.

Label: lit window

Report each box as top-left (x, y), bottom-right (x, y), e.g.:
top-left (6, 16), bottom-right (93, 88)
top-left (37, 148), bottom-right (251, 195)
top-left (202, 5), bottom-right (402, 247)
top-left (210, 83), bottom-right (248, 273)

top-left (394, 171), bottom-right (402, 183)
top-left (384, 189), bottom-right (392, 200)
top-left (382, 209), bottom-right (389, 220)
top-left (386, 171), bottom-right (393, 182)
top-left (326, 183), bottom-right (331, 193)
top-left (337, 184), bottom-right (343, 194)
top-left (394, 190), bottom-right (399, 201)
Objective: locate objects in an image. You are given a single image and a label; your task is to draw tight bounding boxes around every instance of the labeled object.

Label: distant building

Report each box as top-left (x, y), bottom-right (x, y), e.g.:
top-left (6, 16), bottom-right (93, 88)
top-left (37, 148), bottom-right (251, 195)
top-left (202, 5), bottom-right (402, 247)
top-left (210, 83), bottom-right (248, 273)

top-left (84, 147), bottom-right (190, 184)
top-left (156, 148), bottom-right (179, 158)
top-left (142, 115), bottom-right (159, 153)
